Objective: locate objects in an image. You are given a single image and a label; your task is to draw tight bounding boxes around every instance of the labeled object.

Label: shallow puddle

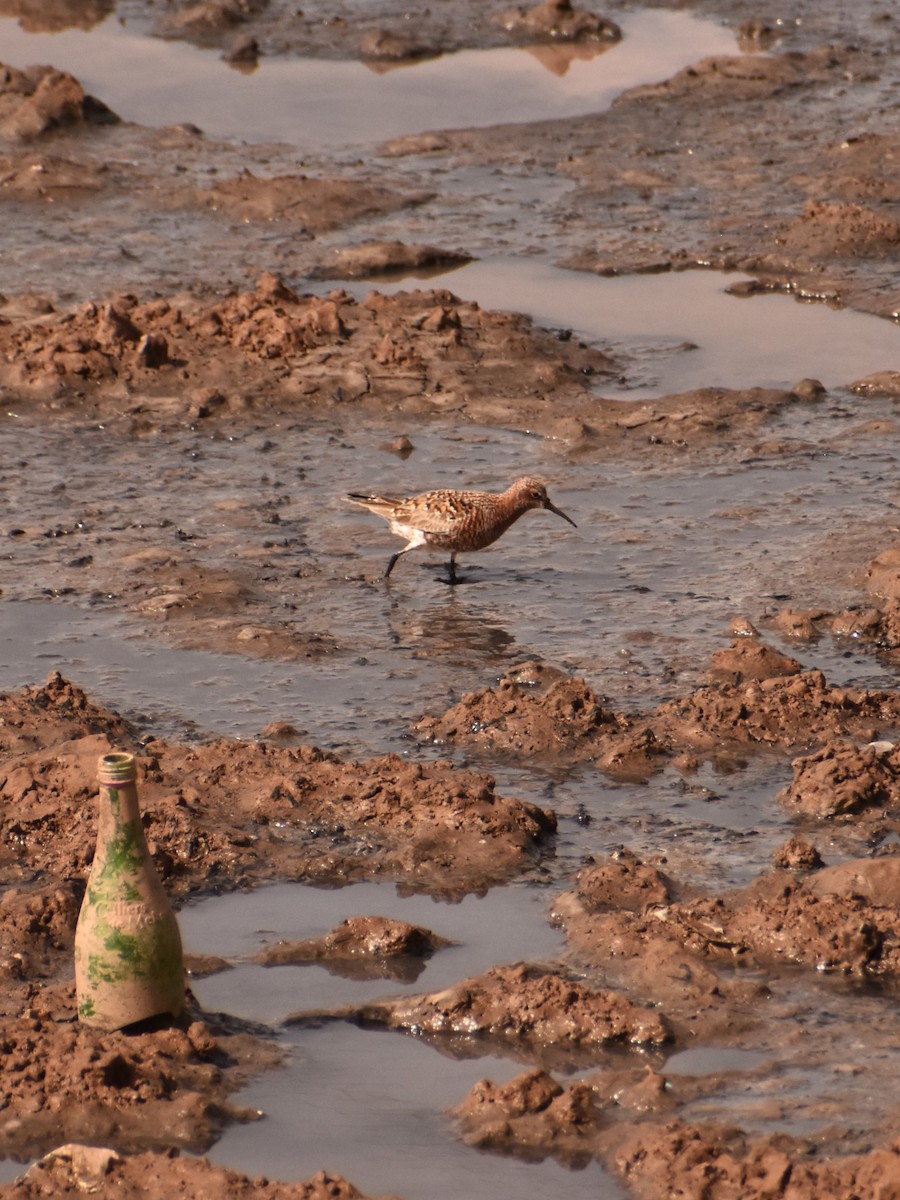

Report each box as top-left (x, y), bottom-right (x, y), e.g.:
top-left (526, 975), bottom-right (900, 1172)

top-left (0, 9), bottom-right (737, 148)
top-left (181, 880), bottom-right (566, 1023)
top-left (204, 1023), bottom-right (622, 1199)
top-left (182, 880), bottom-right (625, 1198)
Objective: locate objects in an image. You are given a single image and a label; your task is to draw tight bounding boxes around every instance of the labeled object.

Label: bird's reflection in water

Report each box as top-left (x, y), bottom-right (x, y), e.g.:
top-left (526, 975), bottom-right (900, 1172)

top-left (385, 586), bottom-right (516, 665)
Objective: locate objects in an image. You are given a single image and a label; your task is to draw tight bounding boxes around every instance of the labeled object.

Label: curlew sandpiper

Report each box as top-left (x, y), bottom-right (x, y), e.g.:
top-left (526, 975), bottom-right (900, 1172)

top-left (347, 476), bottom-right (576, 584)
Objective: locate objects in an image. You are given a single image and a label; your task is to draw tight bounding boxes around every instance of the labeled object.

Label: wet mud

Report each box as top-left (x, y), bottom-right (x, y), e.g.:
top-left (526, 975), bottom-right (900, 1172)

top-left (2, 0), bottom-right (900, 1197)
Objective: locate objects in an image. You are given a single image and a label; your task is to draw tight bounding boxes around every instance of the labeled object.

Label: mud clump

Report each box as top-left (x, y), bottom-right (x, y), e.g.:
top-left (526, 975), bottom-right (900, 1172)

top-left (255, 915), bottom-right (451, 981)
top-left (573, 848), bottom-right (673, 913)
top-left (452, 1068), bottom-right (603, 1166)
top-left (0, 63), bottom-right (118, 142)
top-left (604, 1120), bottom-right (900, 1200)
top-left (561, 849), bottom-right (900, 991)
top-left (496, 0), bottom-right (621, 44)
top-left (702, 636), bottom-right (802, 685)
top-left (781, 199), bottom-right (900, 260)
top-left (310, 240), bottom-right (473, 280)
top-left (339, 962), bottom-right (672, 1061)
top-left (771, 836), bottom-right (825, 871)
top-left (0, 273), bottom-right (614, 439)
top-left (417, 649), bottom-right (900, 771)
top-left (415, 660), bottom-right (620, 759)
top-left (190, 175), bottom-right (434, 233)
top-left (0, 982), bottom-right (278, 1163)
top-left (0, 672), bottom-right (555, 912)
top-left (778, 739), bottom-right (900, 819)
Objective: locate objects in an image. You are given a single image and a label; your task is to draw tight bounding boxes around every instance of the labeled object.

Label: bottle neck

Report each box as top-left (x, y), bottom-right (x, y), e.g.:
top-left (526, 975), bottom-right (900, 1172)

top-left (93, 779), bottom-right (149, 873)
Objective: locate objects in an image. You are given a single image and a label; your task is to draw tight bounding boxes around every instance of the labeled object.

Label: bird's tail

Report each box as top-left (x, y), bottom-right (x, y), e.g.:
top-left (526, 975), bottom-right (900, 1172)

top-left (346, 492), bottom-right (401, 518)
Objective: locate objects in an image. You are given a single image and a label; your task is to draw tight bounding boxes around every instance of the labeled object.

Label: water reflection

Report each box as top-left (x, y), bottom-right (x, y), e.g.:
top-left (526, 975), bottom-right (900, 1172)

top-left (386, 589), bottom-right (517, 663)
top-left (0, 9), bottom-right (738, 147)
top-left (524, 39), bottom-right (617, 77)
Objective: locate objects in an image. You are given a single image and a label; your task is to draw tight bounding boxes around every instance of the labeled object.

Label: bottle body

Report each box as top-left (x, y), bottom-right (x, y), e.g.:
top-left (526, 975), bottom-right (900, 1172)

top-left (74, 752), bottom-right (184, 1030)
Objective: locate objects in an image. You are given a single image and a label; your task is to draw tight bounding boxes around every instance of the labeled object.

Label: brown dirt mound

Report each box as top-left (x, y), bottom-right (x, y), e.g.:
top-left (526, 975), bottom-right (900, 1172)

top-left (781, 199), bottom-right (900, 259)
top-left (0, 63), bottom-right (118, 142)
top-left (3, 1152), bottom-right (395, 1199)
top-left (339, 962), bottom-right (672, 1059)
top-left (605, 1120), bottom-right (900, 1200)
top-left (255, 915), bottom-right (450, 975)
top-left (777, 739), bottom-right (900, 819)
top-left (561, 850), bottom-right (900, 987)
top-left (0, 672), bottom-right (555, 990)
top-left (416, 652), bottom-right (900, 770)
top-left (452, 1067), bottom-right (603, 1166)
top-left (0, 982), bottom-right (277, 1163)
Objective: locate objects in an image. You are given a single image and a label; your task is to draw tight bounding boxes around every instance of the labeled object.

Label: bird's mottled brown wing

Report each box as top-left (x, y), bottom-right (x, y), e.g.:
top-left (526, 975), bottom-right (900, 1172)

top-left (393, 489), bottom-right (483, 535)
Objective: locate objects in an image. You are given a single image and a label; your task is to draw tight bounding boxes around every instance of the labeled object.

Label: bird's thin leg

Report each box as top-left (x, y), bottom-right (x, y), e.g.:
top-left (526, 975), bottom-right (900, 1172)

top-left (447, 553), bottom-right (458, 586)
top-left (384, 551), bottom-right (402, 579)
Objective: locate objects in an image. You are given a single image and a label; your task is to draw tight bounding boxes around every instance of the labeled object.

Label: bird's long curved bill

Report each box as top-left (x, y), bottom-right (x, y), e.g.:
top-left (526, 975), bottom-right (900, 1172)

top-left (547, 501), bottom-right (577, 528)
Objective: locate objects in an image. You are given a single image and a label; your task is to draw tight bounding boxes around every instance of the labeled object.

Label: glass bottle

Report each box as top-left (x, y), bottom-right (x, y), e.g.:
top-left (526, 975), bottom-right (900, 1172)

top-left (74, 751), bottom-right (184, 1029)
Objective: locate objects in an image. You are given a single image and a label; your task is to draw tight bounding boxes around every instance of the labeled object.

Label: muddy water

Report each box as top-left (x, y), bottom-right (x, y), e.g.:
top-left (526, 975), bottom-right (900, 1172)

top-left (0, 10), bottom-right (737, 147)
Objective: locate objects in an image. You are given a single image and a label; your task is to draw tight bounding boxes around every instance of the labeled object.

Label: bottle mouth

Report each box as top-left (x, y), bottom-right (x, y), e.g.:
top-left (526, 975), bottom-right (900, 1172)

top-left (98, 751), bottom-right (137, 784)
